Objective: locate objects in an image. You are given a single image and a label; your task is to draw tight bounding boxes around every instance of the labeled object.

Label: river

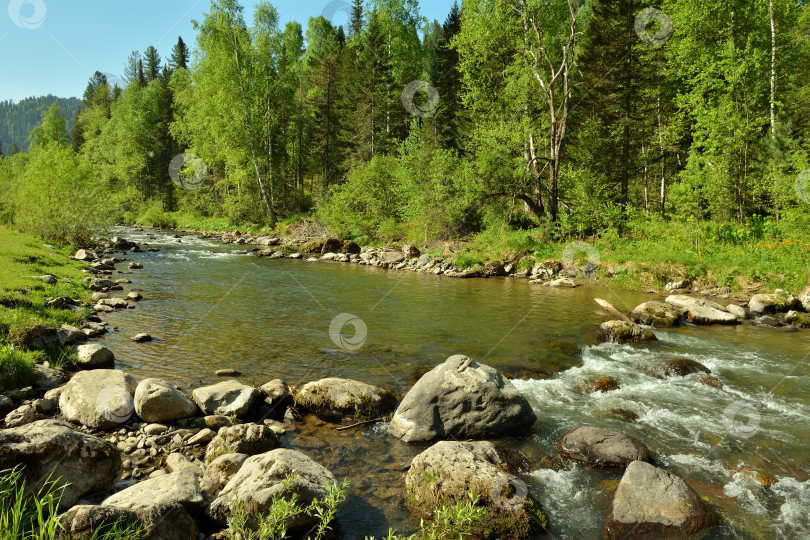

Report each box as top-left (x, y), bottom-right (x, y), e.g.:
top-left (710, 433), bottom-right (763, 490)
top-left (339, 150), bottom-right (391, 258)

top-left (100, 227), bottom-right (810, 539)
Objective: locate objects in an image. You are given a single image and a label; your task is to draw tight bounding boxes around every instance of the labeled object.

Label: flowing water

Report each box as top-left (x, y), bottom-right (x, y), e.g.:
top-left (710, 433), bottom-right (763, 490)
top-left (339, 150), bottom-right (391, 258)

top-left (100, 227), bottom-right (810, 539)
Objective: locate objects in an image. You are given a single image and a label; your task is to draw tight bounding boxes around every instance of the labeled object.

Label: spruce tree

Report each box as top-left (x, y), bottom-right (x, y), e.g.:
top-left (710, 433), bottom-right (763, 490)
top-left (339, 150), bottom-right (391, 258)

top-left (144, 46), bottom-right (162, 82)
top-left (9, 142), bottom-right (19, 156)
top-left (169, 37), bottom-right (190, 71)
top-left (349, 0), bottom-right (363, 39)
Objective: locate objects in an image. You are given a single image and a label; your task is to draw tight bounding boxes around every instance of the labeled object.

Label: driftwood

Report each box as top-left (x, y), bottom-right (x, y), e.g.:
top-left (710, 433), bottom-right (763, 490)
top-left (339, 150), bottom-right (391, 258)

top-left (594, 298), bottom-right (633, 323)
top-left (335, 417), bottom-right (388, 431)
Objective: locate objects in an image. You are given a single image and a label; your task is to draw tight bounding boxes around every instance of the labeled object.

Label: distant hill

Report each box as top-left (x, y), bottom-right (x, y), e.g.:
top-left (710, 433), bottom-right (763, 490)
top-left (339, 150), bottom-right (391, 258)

top-left (0, 95), bottom-right (81, 155)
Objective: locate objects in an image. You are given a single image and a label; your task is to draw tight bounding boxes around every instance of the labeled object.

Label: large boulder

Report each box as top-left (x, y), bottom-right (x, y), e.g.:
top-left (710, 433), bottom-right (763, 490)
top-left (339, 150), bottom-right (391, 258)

top-left (208, 449), bottom-right (337, 531)
top-left (388, 355), bottom-right (536, 443)
top-left (5, 404), bottom-right (35, 428)
top-left (604, 461), bottom-right (716, 539)
top-left (205, 423), bottom-right (281, 463)
top-left (749, 291), bottom-right (802, 315)
top-left (295, 378), bottom-right (395, 421)
top-left (556, 427), bottom-right (650, 468)
top-left (629, 301), bottom-right (684, 328)
top-left (0, 420), bottom-right (120, 508)
top-left (406, 441), bottom-right (545, 537)
top-left (59, 370), bottom-right (137, 430)
top-left (134, 378), bottom-right (198, 423)
top-left (102, 469), bottom-right (204, 515)
top-left (598, 320), bottom-right (657, 344)
top-left (665, 295), bottom-right (738, 325)
top-left (76, 343), bottom-right (115, 370)
top-left (59, 501), bottom-right (197, 540)
top-left (191, 380), bottom-right (258, 417)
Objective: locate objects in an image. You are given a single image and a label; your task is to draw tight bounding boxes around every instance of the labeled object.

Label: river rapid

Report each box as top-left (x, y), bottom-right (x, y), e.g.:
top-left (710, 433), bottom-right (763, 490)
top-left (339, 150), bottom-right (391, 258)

top-left (100, 226), bottom-right (810, 539)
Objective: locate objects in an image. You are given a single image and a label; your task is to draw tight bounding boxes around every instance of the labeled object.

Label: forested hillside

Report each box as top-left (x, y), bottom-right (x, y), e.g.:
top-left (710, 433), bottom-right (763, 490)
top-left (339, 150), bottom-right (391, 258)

top-left (0, 95), bottom-right (81, 154)
top-left (1, 0), bottom-right (809, 288)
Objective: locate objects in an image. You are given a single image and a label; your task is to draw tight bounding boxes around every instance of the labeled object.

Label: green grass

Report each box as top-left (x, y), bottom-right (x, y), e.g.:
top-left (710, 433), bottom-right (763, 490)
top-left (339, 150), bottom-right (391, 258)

top-left (0, 467), bottom-right (143, 540)
top-left (0, 226), bottom-right (90, 387)
top-left (449, 215), bottom-right (810, 294)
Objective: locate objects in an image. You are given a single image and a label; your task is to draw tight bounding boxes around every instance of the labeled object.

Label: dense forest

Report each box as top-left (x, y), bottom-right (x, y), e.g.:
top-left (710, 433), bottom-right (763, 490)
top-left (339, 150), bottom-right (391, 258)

top-left (0, 95), bottom-right (81, 155)
top-left (1, 0), bottom-right (809, 284)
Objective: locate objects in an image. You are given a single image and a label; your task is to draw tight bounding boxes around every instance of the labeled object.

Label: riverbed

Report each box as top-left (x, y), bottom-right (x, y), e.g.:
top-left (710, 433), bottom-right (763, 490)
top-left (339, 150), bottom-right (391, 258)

top-left (100, 227), bottom-right (810, 539)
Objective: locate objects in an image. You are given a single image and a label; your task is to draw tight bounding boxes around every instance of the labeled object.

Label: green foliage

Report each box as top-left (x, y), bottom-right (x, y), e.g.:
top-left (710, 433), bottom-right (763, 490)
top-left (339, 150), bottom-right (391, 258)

top-left (225, 474), bottom-right (348, 540)
top-left (134, 200), bottom-right (178, 229)
top-left (0, 466), bottom-right (143, 540)
top-left (0, 345), bottom-right (37, 391)
top-left (2, 142), bottom-right (108, 245)
top-left (368, 494), bottom-right (486, 540)
top-left (0, 96), bottom-right (81, 155)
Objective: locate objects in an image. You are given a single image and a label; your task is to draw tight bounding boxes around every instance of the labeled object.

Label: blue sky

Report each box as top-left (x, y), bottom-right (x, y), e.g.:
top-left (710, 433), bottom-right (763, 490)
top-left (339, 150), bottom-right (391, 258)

top-left (0, 0), bottom-right (457, 101)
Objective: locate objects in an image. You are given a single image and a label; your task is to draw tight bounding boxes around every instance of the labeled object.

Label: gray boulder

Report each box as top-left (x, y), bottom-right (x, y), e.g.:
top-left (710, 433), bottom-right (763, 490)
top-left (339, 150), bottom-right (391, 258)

top-left (208, 449), bottom-right (336, 530)
top-left (134, 378), bottom-right (198, 423)
top-left (556, 426), bottom-right (650, 468)
top-left (75, 249), bottom-right (98, 261)
top-left (749, 291), bottom-right (802, 315)
top-left (0, 394), bottom-right (13, 417)
top-left (406, 441), bottom-right (544, 536)
top-left (205, 423), bottom-right (280, 463)
top-left (665, 295), bottom-right (738, 325)
top-left (102, 469), bottom-right (204, 515)
top-left (389, 355), bottom-right (536, 443)
top-left (0, 419), bottom-right (120, 508)
top-left (604, 460), bottom-right (716, 539)
top-left (629, 301), bottom-right (683, 327)
top-left (191, 380), bottom-right (258, 417)
top-left (599, 320), bottom-right (657, 344)
top-left (200, 453), bottom-right (248, 495)
top-left (59, 369), bottom-right (137, 430)
top-left (59, 502), bottom-right (197, 540)
top-left (76, 343), bottom-right (115, 369)
top-left (726, 304), bottom-right (750, 320)
top-left (295, 378), bottom-right (395, 421)
top-left (34, 363), bottom-right (69, 390)
top-left (5, 404), bottom-right (35, 428)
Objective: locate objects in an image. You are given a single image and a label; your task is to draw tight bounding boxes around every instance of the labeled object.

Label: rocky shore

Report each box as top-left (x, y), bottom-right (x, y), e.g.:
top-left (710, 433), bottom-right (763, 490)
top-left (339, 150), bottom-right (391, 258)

top-left (1, 230), bottom-right (804, 538)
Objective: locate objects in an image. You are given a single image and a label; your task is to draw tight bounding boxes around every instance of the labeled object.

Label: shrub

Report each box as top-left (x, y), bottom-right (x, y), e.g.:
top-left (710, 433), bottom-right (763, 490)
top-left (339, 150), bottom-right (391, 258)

top-left (0, 345), bottom-right (36, 391)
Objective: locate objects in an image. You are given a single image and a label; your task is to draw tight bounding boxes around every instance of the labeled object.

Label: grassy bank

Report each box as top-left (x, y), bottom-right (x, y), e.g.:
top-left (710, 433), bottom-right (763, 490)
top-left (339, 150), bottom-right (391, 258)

top-left (127, 206), bottom-right (810, 296)
top-left (0, 226), bottom-right (90, 390)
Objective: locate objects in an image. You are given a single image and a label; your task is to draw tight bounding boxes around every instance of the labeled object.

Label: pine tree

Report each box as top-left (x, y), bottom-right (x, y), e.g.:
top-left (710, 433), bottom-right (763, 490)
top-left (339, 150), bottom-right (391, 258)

top-left (169, 37), bottom-right (190, 71)
top-left (144, 46), bottom-right (162, 82)
top-left (433, 1), bottom-right (462, 151)
top-left (137, 59), bottom-right (146, 87)
top-left (349, 0), bottom-right (364, 39)
top-left (9, 142), bottom-right (19, 156)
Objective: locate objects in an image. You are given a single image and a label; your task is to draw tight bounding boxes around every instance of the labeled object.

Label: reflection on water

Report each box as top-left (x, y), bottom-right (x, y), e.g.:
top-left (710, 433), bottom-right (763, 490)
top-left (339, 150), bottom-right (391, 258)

top-left (100, 227), bottom-right (810, 538)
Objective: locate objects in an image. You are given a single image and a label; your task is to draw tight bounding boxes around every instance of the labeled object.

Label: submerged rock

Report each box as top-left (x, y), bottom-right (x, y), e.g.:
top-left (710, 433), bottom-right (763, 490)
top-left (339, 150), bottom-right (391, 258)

top-left (598, 320), bottom-right (657, 344)
top-left (406, 441), bottom-right (546, 537)
top-left (629, 301), bottom-right (684, 327)
top-left (295, 377), bottom-right (395, 421)
top-left (192, 379), bottom-right (259, 417)
top-left (660, 358), bottom-right (711, 377)
top-left (389, 355), bottom-right (536, 443)
top-left (604, 460), bottom-right (716, 539)
top-left (557, 426), bottom-right (650, 468)
top-left (0, 419), bottom-right (121, 508)
top-left (208, 449), bottom-right (337, 531)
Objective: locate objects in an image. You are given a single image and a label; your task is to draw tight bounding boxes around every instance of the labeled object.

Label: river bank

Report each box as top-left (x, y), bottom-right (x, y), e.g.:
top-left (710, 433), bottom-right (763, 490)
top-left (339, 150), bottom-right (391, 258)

top-left (2, 227), bottom-right (810, 538)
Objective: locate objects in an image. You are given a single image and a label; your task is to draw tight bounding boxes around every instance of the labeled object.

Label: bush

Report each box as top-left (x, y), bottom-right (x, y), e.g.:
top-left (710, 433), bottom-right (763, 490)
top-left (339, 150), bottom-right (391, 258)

top-left (8, 143), bottom-right (108, 245)
top-left (135, 200), bottom-right (177, 228)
